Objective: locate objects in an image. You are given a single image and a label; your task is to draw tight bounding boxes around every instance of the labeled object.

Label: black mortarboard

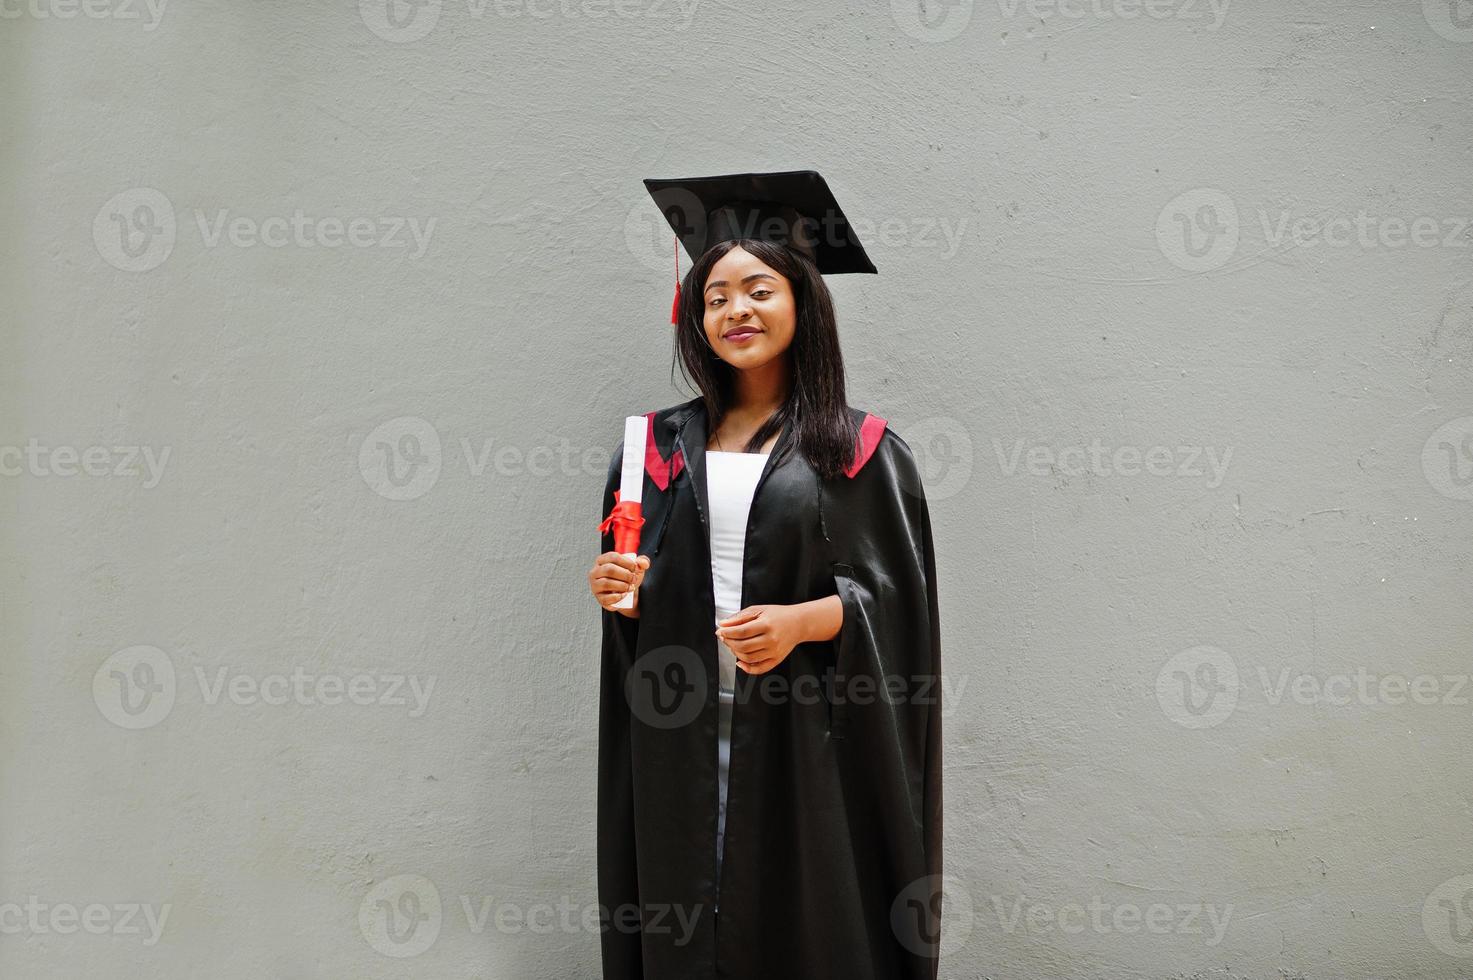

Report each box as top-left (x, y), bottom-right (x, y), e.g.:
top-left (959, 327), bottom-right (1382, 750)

top-left (643, 170), bottom-right (877, 323)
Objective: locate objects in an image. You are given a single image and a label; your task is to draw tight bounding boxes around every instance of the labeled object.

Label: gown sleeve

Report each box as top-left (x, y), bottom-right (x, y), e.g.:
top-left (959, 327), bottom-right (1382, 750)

top-left (596, 438), bottom-right (644, 977)
top-left (826, 428), bottom-right (944, 977)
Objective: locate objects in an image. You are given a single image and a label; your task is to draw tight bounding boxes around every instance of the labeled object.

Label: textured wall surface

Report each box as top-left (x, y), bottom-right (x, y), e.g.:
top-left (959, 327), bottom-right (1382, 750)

top-left (2, 2), bottom-right (1471, 977)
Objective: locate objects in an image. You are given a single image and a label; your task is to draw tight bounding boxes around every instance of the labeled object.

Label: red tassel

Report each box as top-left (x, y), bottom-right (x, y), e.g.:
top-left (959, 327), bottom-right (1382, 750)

top-left (669, 234), bottom-right (681, 325)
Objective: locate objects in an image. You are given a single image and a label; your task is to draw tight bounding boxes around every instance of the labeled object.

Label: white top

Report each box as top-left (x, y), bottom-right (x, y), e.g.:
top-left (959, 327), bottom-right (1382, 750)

top-left (706, 449), bottom-right (768, 893)
top-left (707, 451), bottom-right (769, 689)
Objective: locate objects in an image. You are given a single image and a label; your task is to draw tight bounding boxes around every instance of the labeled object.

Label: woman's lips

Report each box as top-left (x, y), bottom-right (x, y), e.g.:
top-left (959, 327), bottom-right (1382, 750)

top-left (724, 327), bottom-right (762, 342)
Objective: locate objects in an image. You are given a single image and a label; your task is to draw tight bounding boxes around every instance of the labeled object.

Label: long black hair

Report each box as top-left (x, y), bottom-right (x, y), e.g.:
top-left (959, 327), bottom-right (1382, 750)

top-left (670, 238), bottom-right (858, 481)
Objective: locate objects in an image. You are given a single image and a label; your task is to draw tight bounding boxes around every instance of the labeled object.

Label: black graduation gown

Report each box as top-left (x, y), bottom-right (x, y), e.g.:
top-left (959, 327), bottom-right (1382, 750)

top-left (597, 395), bottom-right (943, 980)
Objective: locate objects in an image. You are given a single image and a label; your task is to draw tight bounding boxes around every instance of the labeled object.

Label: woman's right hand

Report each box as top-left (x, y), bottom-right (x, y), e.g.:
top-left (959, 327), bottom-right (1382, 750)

top-left (590, 552), bottom-right (651, 615)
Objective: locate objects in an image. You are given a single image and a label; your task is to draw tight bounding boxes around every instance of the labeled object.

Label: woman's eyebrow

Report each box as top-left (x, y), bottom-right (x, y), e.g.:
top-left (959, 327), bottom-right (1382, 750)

top-left (705, 273), bottom-right (777, 291)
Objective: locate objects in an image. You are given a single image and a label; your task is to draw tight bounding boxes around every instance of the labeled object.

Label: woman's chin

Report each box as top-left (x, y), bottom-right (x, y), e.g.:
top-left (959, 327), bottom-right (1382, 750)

top-left (720, 343), bottom-right (781, 369)
top-left (723, 353), bottom-right (772, 371)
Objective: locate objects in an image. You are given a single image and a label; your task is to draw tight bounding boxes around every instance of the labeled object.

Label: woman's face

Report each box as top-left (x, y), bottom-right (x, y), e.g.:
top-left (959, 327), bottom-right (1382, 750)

top-left (701, 246), bottom-right (797, 370)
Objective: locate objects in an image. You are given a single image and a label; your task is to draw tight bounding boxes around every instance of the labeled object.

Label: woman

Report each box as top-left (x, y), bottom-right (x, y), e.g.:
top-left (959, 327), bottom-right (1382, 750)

top-left (587, 171), bottom-right (943, 980)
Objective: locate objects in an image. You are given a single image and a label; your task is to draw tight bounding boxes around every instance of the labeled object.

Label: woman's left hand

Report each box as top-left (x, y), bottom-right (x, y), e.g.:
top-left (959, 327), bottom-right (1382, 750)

top-left (715, 605), bottom-right (808, 675)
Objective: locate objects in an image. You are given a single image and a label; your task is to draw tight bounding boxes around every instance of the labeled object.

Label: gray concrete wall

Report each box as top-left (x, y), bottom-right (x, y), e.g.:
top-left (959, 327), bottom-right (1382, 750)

top-left (2, 2), bottom-right (1470, 977)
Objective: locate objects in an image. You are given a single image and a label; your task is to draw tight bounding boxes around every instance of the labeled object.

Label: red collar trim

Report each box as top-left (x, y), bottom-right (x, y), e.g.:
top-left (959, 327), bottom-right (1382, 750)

top-left (845, 413), bottom-right (887, 478)
top-left (643, 412), bottom-right (685, 490)
top-left (641, 408), bottom-right (886, 487)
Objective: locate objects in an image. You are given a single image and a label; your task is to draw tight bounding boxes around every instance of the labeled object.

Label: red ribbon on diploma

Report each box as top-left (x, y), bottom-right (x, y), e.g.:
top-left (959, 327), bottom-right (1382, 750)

top-left (598, 489), bottom-right (645, 555)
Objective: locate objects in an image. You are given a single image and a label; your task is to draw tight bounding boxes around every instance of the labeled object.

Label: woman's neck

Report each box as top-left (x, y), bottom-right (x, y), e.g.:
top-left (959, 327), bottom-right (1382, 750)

top-left (709, 358), bottom-right (792, 452)
top-left (728, 356), bottom-right (792, 418)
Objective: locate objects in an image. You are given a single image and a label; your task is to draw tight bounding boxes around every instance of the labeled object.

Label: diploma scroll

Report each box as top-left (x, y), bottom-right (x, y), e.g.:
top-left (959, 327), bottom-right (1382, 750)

top-left (599, 415), bottom-right (648, 609)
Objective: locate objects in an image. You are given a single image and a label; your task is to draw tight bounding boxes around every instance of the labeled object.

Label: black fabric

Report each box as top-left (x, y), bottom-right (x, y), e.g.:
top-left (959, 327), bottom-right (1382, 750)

top-left (596, 396), bottom-right (942, 980)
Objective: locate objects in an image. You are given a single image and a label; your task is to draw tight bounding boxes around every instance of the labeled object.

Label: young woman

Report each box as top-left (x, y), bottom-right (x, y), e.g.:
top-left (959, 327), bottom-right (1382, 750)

top-left (588, 172), bottom-right (943, 980)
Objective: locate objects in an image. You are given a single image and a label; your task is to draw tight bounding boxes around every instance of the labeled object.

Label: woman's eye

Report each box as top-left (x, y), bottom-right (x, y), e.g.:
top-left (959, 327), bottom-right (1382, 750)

top-left (752, 290), bottom-right (771, 299)
top-left (708, 297), bottom-right (724, 307)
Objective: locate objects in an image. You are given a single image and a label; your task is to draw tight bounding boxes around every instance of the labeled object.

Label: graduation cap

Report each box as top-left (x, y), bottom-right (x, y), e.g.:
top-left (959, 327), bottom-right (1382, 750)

top-left (642, 170), bottom-right (877, 322)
